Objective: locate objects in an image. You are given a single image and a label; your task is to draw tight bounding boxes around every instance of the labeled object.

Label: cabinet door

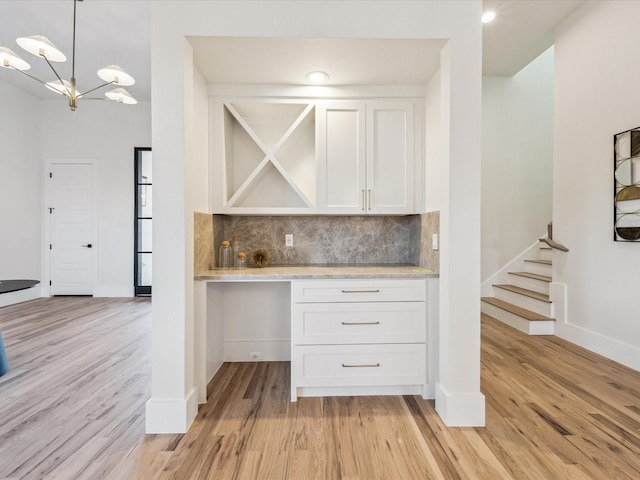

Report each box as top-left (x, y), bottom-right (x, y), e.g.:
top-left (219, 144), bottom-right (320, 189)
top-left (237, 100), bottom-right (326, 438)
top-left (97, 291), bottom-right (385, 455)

top-left (317, 102), bottom-right (366, 214)
top-left (211, 98), bottom-right (317, 214)
top-left (366, 101), bottom-right (414, 214)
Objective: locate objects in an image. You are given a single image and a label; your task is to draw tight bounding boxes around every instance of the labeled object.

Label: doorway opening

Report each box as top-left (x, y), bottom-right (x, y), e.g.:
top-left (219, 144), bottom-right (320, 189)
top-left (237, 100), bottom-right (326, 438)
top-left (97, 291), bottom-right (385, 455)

top-left (134, 148), bottom-right (152, 296)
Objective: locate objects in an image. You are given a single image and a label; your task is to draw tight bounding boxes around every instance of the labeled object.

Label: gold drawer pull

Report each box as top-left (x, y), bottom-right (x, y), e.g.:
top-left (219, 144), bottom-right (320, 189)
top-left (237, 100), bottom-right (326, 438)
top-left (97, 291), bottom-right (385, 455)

top-left (342, 363), bottom-right (380, 368)
top-left (341, 321), bottom-right (380, 325)
top-left (341, 289), bottom-right (380, 293)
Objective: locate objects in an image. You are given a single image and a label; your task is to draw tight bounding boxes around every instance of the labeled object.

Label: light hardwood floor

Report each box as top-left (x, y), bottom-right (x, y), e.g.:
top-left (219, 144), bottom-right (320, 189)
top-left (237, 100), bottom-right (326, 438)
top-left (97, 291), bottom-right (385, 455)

top-left (1, 298), bottom-right (639, 479)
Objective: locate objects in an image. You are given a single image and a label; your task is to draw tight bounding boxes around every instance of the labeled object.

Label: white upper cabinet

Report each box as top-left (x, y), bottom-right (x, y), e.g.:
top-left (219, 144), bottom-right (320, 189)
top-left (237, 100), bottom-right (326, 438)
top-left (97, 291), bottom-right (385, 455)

top-left (317, 100), bottom-right (415, 214)
top-left (366, 101), bottom-right (415, 214)
top-left (212, 99), bottom-right (317, 214)
top-left (211, 97), bottom-right (417, 215)
top-left (317, 102), bottom-right (366, 213)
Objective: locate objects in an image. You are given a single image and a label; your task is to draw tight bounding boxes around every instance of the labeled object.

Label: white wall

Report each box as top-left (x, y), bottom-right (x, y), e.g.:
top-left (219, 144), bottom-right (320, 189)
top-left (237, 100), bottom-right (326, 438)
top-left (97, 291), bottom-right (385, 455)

top-left (482, 47), bottom-right (554, 282)
top-left (424, 69), bottom-right (441, 213)
top-left (553, 0), bottom-right (640, 370)
top-left (0, 80), bottom-right (42, 300)
top-left (40, 100), bottom-right (151, 296)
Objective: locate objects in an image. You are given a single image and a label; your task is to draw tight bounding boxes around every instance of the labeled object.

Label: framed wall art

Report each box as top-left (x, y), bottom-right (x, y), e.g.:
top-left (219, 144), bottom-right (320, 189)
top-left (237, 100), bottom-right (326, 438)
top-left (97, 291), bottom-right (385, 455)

top-left (614, 127), bottom-right (640, 241)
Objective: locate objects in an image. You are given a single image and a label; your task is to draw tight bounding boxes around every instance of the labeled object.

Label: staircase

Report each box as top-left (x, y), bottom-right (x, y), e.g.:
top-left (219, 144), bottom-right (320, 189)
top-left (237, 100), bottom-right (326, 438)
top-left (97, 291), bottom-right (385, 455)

top-left (481, 245), bottom-right (555, 335)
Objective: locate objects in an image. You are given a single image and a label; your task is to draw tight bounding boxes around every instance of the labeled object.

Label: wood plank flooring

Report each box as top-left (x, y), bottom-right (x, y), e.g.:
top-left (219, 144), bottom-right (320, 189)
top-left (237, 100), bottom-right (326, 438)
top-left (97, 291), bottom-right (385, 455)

top-left (2, 298), bottom-right (640, 479)
top-left (0, 297), bottom-right (151, 480)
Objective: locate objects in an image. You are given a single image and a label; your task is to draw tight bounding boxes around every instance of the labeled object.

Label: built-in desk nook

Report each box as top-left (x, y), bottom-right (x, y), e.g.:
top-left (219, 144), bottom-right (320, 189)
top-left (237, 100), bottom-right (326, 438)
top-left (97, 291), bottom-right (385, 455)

top-left (194, 266), bottom-right (438, 405)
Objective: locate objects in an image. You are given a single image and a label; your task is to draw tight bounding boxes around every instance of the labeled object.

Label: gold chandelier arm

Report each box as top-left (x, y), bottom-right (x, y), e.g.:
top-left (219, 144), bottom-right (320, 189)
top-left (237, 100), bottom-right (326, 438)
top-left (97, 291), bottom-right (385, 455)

top-left (43, 55), bottom-right (72, 96)
top-left (7, 64), bottom-right (50, 88)
top-left (78, 80), bottom-right (114, 98)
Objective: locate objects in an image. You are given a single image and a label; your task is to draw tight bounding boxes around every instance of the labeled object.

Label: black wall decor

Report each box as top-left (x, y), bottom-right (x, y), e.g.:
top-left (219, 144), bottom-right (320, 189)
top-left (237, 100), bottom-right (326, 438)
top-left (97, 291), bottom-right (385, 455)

top-left (614, 127), bottom-right (640, 241)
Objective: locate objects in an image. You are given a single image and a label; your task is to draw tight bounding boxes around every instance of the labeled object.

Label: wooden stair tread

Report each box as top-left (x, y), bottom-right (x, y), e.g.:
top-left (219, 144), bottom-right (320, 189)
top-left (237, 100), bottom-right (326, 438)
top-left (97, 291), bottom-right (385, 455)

top-left (508, 271), bottom-right (552, 282)
top-left (524, 259), bottom-right (552, 265)
top-left (493, 284), bottom-right (551, 303)
top-left (481, 297), bottom-right (555, 321)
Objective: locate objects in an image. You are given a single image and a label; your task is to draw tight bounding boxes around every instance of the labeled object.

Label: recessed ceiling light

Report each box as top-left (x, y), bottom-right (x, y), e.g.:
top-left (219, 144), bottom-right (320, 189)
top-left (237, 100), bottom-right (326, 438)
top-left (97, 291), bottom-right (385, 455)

top-left (306, 71), bottom-right (329, 84)
top-left (482, 11), bottom-right (496, 24)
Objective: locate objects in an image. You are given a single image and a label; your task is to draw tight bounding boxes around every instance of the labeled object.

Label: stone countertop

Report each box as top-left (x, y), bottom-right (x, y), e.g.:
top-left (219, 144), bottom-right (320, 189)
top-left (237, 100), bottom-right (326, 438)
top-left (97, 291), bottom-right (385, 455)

top-left (195, 265), bottom-right (439, 281)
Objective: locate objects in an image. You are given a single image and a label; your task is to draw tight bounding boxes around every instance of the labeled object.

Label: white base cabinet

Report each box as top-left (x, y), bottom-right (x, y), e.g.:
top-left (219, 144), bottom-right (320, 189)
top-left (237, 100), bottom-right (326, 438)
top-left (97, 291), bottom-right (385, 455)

top-left (291, 278), bottom-right (427, 401)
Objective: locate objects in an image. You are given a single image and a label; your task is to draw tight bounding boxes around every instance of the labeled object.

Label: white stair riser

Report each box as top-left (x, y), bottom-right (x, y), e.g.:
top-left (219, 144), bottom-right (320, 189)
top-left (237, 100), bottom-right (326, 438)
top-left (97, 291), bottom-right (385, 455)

top-left (508, 274), bottom-right (550, 295)
top-left (493, 289), bottom-right (553, 317)
top-left (524, 262), bottom-right (552, 276)
top-left (481, 302), bottom-right (555, 336)
top-left (539, 249), bottom-right (552, 261)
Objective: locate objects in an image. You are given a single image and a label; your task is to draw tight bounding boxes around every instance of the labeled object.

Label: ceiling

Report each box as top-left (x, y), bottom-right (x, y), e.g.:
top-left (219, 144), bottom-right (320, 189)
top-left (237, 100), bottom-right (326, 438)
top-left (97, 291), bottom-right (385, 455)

top-left (0, 1), bottom-right (585, 101)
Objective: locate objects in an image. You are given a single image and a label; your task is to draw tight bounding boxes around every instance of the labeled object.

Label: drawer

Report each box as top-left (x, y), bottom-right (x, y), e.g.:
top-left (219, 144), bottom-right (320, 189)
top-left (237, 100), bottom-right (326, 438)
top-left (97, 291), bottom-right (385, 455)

top-left (291, 279), bottom-right (426, 303)
top-left (293, 344), bottom-right (426, 388)
top-left (292, 301), bottom-right (426, 345)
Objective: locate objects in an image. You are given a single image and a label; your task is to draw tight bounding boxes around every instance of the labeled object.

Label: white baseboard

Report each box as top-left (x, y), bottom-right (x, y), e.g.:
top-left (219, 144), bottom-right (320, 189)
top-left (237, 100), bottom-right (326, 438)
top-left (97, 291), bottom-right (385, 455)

top-left (224, 340), bottom-right (290, 362)
top-left (295, 384), bottom-right (424, 400)
top-left (145, 387), bottom-right (198, 434)
top-left (93, 285), bottom-right (134, 297)
top-left (550, 282), bottom-right (640, 372)
top-left (435, 383), bottom-right (485, 426)
top-left (0, 287), bottom-right (42, 308)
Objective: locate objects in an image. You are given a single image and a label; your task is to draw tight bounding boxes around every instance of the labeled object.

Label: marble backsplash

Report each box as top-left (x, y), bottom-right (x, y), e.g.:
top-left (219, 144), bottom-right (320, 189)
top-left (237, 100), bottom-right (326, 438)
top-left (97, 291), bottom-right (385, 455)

top-left (194, 211), bottom-right (439, 272)
top-left (213, 215), bottom-right (421, 267)
top-left (194, 212), bottom-right (215, 271)
top-left (419, 210), bottom-right (439, 273)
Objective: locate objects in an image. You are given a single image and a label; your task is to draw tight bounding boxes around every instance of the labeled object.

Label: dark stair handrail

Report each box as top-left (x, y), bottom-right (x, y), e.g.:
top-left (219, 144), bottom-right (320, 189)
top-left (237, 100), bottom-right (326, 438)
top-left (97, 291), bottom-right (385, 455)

top-left (539, 222), bottom-right (569, 252)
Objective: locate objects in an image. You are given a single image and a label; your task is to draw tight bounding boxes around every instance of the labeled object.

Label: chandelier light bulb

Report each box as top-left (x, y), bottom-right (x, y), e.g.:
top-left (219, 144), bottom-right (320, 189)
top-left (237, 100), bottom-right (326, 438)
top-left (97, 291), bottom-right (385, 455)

top-left (16, 35), bottom-right (66, 62)
top-left (45, 79), bottom-right (73, 96)
top-left (105, 87), bottom-right (137, 105)
top-left (97, 65), bottom-right (135, 86)
top-left (0, 47), bottom-right (31, 70)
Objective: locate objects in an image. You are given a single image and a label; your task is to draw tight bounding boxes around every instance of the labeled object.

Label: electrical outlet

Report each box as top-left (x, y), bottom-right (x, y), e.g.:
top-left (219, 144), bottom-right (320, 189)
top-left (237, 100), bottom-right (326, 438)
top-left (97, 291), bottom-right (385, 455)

top-left (249, 352), bottom-right (262, 360)
top-left (432, 233), bottom-right (439, 251)
top-left (285, 234), bottom-right (294, 247)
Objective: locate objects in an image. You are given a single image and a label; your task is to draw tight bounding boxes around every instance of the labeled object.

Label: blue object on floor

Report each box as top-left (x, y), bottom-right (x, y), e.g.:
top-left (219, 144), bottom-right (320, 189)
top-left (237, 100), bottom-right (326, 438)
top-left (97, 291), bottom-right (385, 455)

top-left (0, 329), bottom-right (8, 377)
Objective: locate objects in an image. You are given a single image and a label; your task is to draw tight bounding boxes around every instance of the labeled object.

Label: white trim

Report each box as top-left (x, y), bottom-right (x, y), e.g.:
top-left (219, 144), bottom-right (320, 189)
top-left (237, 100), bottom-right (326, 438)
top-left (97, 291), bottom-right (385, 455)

top-left (550, 282), bottom-right (640, 371)
top-left (295, 384), bottom-right (424, 399)
top-left (145, 387), bottom-right (198, 434)
top-left (426, 277), bottom-right (439, 399)
top-left (93, 286), bottom-right (134, 297)
top-left (207, 84), bottom-right (428, 99)
top-left (435, 383), bottom-right (485, 427)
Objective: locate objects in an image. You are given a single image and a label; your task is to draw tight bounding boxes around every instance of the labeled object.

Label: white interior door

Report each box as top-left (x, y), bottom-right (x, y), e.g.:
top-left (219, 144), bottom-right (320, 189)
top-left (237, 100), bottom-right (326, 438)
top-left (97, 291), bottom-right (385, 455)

top-left (49, 162), bottom-right (97, 296)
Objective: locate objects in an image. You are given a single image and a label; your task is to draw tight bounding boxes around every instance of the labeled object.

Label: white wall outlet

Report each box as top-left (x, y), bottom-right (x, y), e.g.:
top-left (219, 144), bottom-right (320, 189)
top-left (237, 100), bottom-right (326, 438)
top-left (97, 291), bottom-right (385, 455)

top-left (285, 234), bottom-right (294, 247)
top-left (249, 352), bottom-right (262, 360)
top-left (432, 233), bottom-right (439, 251)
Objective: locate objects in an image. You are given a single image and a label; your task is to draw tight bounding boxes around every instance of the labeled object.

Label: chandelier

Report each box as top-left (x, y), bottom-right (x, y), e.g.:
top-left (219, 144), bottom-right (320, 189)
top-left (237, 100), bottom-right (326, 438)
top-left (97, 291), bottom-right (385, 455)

top-left (0, 0), bottom-right (136, 111)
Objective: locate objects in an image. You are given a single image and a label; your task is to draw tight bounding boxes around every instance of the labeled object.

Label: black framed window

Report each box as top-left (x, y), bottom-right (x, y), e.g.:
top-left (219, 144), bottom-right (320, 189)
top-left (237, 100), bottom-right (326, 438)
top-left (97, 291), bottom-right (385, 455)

top-left (134, 147), bottom-right (152, 296)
